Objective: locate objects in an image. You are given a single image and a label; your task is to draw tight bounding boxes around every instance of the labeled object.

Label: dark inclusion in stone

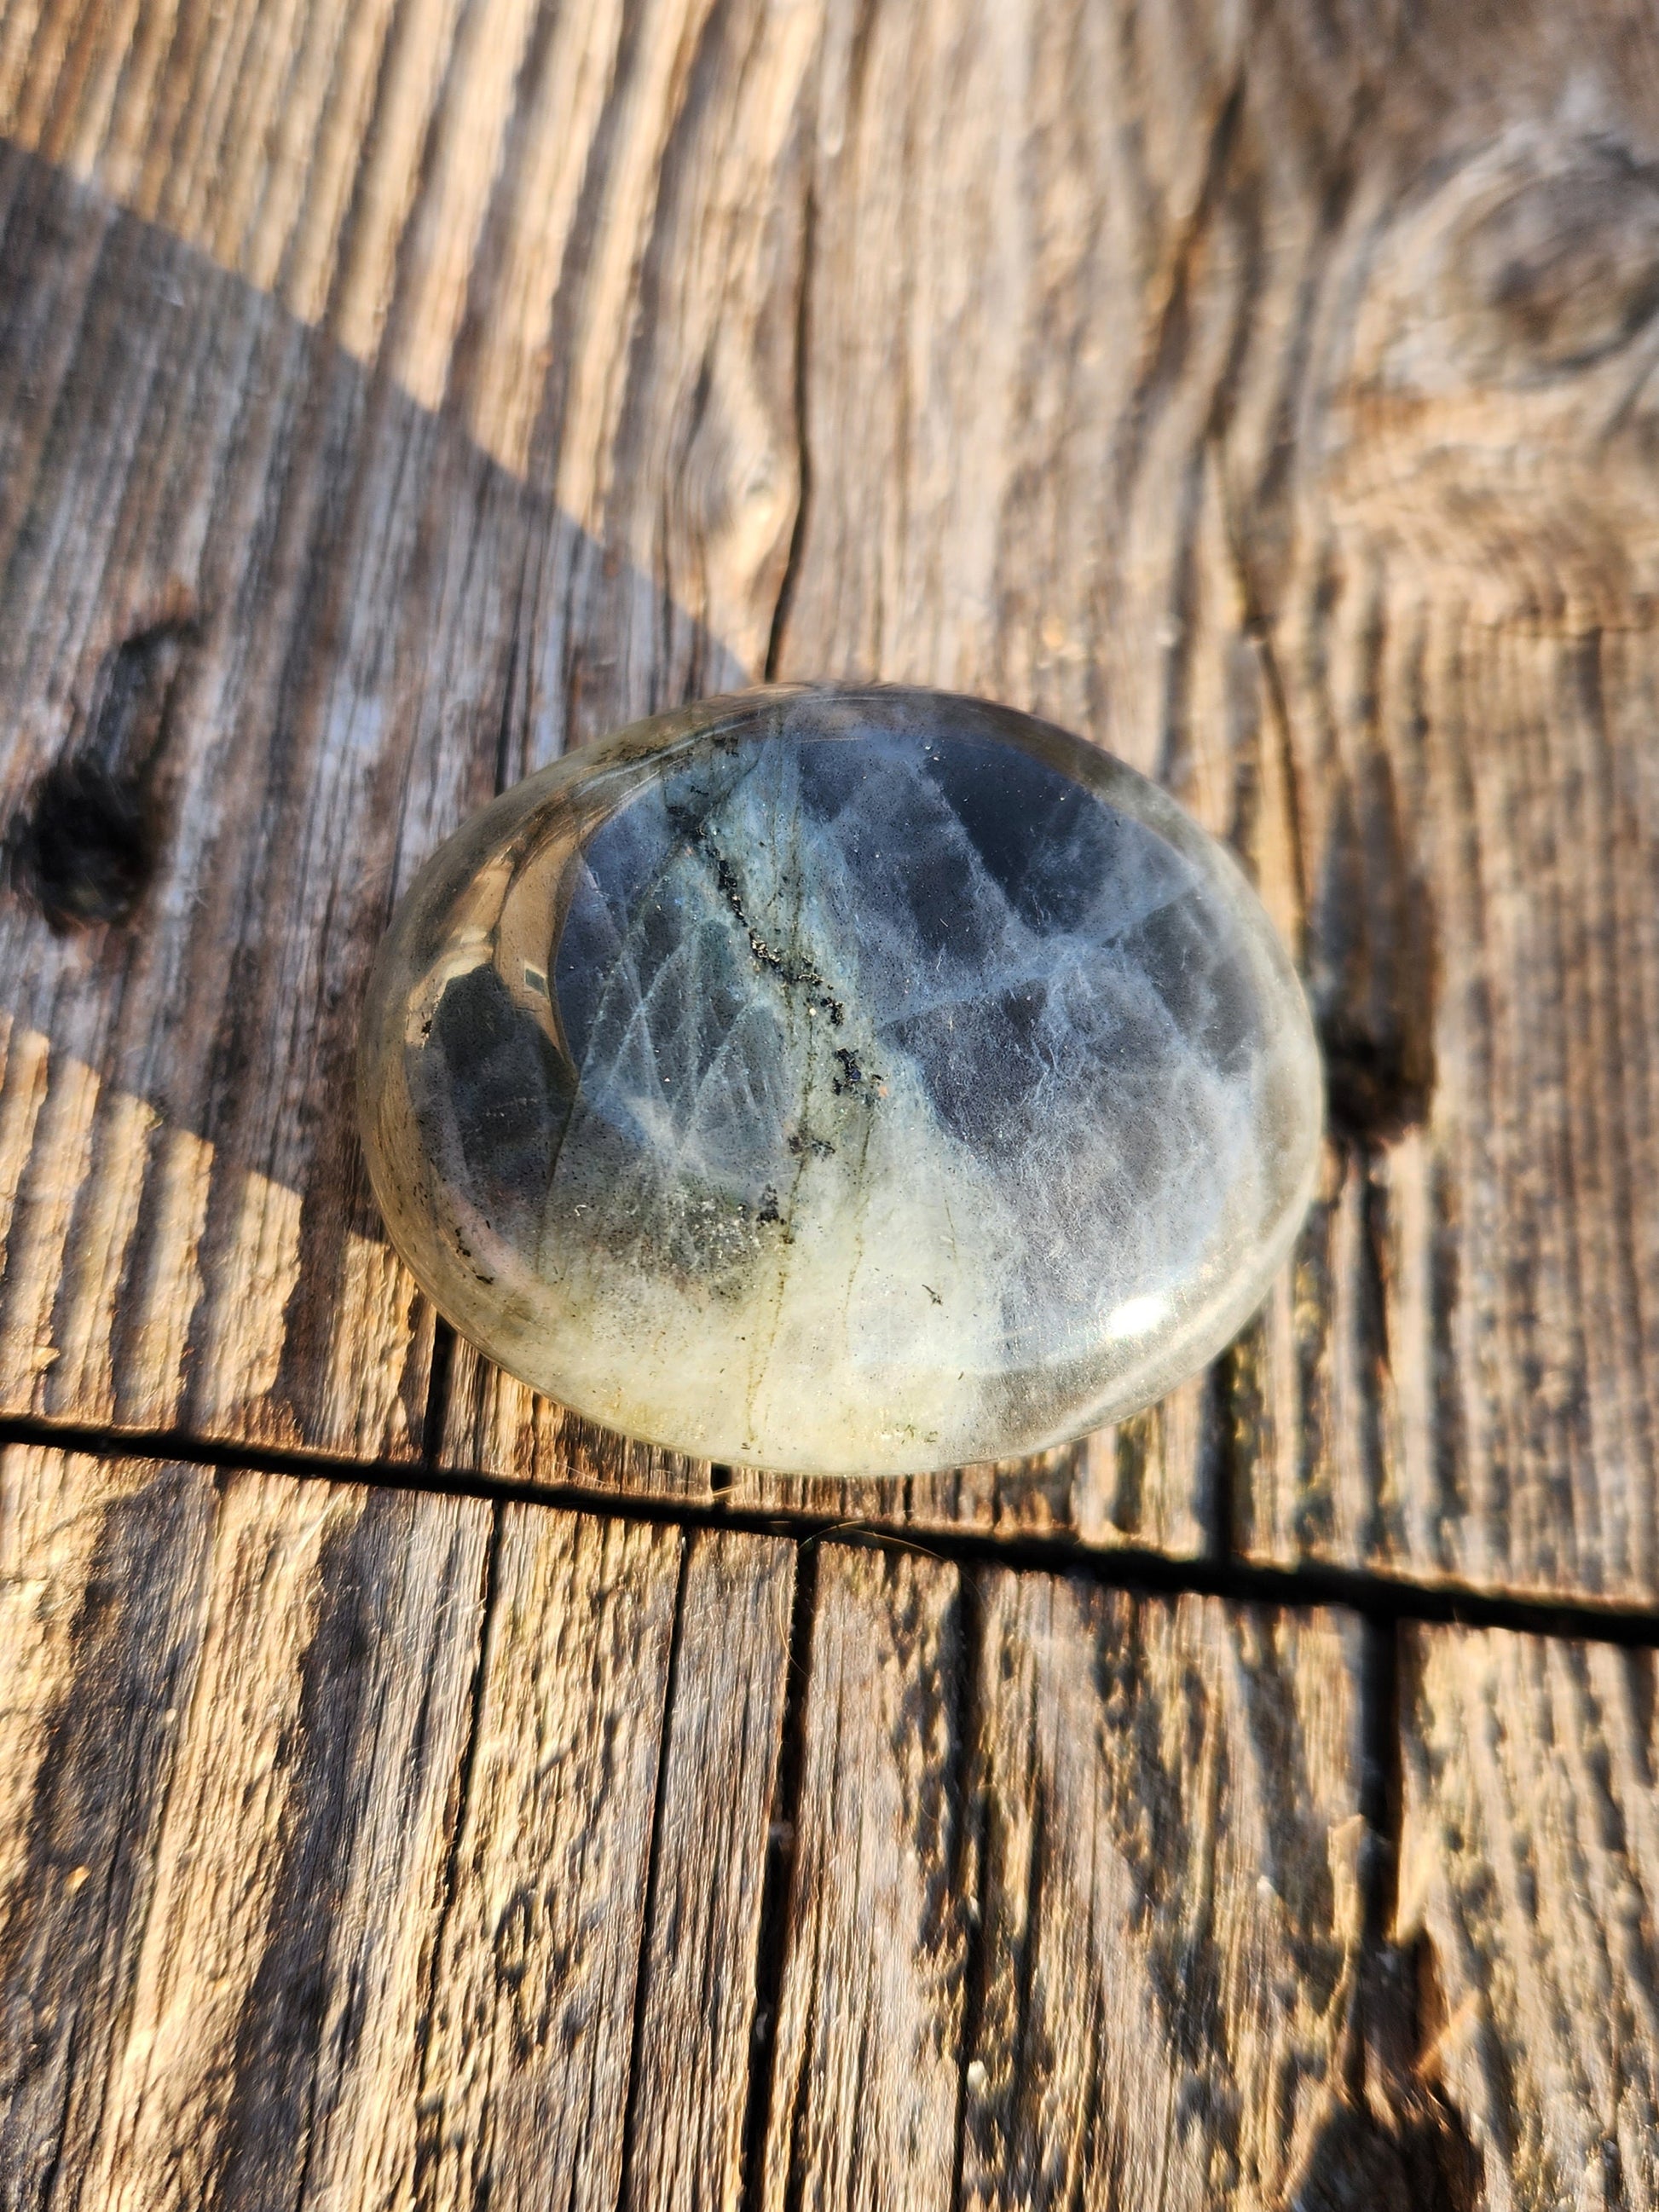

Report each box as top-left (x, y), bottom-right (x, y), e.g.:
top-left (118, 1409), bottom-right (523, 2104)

top-left (360, 686), bottom-right (1322, 1475)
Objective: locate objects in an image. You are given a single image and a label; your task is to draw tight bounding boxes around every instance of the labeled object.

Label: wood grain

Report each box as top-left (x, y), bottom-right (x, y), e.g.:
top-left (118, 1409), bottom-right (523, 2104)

top-left (1399, 1622), bottom-right (1659, 2212)
top-left (962, 1580), bottom-right (1363, 2212)
top-left (760, 1544), bottom-right (972, 2212)
top-left (412, 1507), bottom-right (681, 2212)
top-left (442, 0), bottom-right (1659, 1602)
top-left (753, 1545), bottom-right (1373, 2212)
top-left (4, 0), bottom-right (1659, 1594)
top-left (0, 0), bottom-right (794, 1468)
top-left (90, 1473), bottom-right (490, 2212)
top-left (0, 1446), bottom-right (795, 2212)
top-left (0, 1445), bottom-right (217, 2211)
top-left (0, 1441), bottom-right (494, 2211)
top-left (622, 1528), bottom-right (795, 2212)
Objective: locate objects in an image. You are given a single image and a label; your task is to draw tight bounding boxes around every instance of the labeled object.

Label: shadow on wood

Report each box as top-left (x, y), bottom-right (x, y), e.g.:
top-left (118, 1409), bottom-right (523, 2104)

top-left (0, 142), bottom-right (748, 1464)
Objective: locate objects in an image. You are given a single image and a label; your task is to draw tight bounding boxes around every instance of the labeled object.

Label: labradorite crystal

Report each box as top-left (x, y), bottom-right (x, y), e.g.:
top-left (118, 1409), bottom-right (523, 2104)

top-left (358, 686), bottom-right (1321, 1476)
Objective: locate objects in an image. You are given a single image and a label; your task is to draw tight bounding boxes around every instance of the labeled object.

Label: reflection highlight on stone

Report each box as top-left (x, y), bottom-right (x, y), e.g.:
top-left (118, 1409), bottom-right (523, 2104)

top-left (359, 686), bottom-right (1321, 1475)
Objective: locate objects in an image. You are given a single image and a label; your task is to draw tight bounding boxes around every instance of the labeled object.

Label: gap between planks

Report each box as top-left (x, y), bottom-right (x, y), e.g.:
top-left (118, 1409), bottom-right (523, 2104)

top-left (7, 1407), bottom-right (1659, 1655)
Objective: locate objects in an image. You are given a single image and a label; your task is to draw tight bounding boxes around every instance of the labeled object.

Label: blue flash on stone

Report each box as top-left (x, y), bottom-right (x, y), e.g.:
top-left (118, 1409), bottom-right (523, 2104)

top-left (359, 684), bottom-right (1322, 1476)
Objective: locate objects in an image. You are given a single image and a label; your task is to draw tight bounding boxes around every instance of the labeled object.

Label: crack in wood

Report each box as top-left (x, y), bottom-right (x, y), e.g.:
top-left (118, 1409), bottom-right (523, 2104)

top-left (737, 1539), bottom-right (816, 2212)
top-left (613, 1529), bottom-right (692, 2212)
top-left (17, 1412), bottom-right (1659, 1660)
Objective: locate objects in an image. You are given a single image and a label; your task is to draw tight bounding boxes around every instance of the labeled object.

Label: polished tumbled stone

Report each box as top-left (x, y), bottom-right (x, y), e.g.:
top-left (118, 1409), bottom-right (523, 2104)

top-left (359, 686), bottom-right (1321, 1476)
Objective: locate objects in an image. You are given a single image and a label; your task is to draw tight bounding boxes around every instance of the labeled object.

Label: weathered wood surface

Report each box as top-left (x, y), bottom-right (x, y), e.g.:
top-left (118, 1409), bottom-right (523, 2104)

top-left (3, 0), bottom-right (1659, 1596)
top-left (962, 1576), bottom-right (1365, 2211)
top-left (0, 1444), bottom-right (1376, 2210)
top-left (759, 1553), bottom-right (1367, 2212)
top-left (0, 1443), bottom-right (798, 2210)
top-left (4, 2), bottom-right (1659, 2205)
top-left (1399, 1624), bottom-right (1659, 2212)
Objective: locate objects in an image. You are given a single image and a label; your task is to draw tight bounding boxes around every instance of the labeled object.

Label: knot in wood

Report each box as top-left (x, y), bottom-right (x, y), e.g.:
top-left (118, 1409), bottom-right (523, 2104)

top-left (1460, 145), bottom-right (1659, 379)
top-left (1327, 125), bottom-right (1659, 621)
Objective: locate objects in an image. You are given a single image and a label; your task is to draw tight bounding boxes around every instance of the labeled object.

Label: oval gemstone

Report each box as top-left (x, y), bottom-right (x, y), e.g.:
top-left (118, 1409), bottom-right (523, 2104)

top-left (359, 686), bottom-right (1321, 1476)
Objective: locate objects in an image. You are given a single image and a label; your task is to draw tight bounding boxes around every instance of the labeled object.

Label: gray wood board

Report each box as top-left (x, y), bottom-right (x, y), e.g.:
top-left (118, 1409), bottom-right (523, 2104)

top-left (8, 3), bottom-right (1659, 1597)
top-left (1400, 1621), bottom-right (1659, 2212)
top-left (0, 1441), bottom-right (798, 2212)
top-left (0, 1444), bottom-right (1384, 2211)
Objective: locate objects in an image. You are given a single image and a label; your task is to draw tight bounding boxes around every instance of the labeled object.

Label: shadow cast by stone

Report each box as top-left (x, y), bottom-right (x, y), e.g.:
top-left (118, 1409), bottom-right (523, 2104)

top-left (0, 140), bottom-right (747, 1458)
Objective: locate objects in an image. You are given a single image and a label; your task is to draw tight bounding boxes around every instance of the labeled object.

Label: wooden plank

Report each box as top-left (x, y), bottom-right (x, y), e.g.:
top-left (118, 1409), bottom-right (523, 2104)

top-left (1241, 612), bottom-right (1659, 1603)
top-left (962, 1579), bottom-right (1365, 2211)
top-left (0, 1446), bottom-right (217, 2208)
top-left (90, 1475), bottom-right (491, 2212)
top-left (0, 1443), bottom-right (494, 2210)
top-left (438, 0), bottom-right (1249, 1557)
top-left (743, 0), bottom-right (1659, 1602)
top-left (621, 1528), bottom-right (795, 2212)
top-left (408, 1507), bottom-right (682, 2212)
top-left (1207, 15), bottom-right (1659, 1603)
top-left (758, 1544), bottom-right (1373, 2210)
top-left (6, 0), bottom-right (1659, 1596)
top-left (708, 0), bottom-right (1257, 1560)
top-left (760, 1543), bottom-right (971, 2212)
top-left (1399, 1623), bottom-right (1659, 2212)
top-left (0, 173), bottom-right (503, 1456)
top-left (0, 0), bottom-right (806, 1465)
top-left (0, 1446), bottom-right (796, 2211)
